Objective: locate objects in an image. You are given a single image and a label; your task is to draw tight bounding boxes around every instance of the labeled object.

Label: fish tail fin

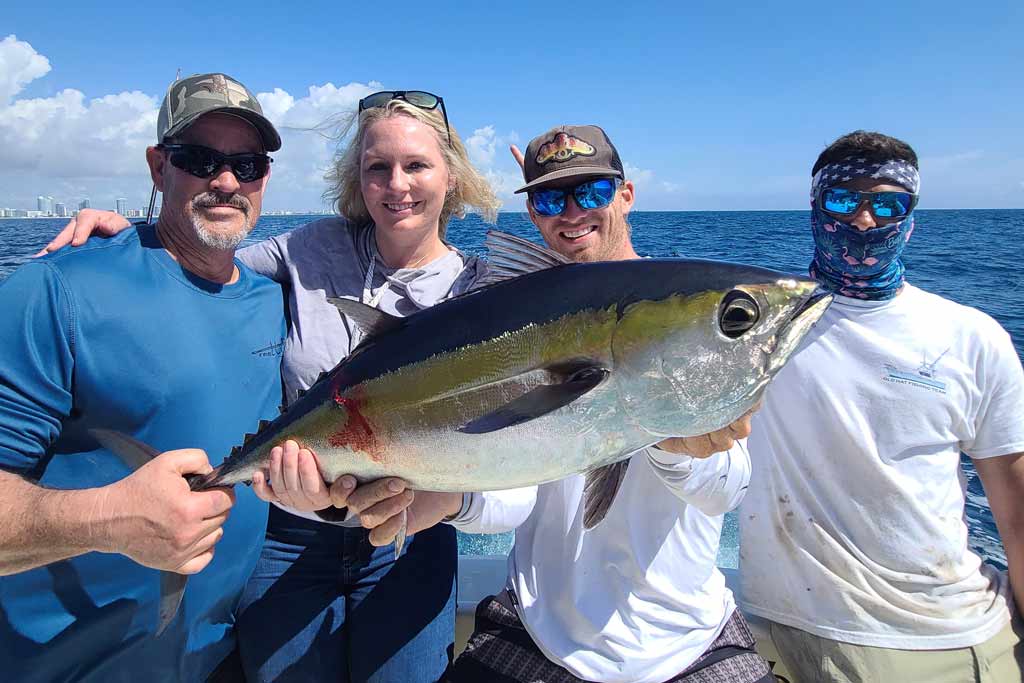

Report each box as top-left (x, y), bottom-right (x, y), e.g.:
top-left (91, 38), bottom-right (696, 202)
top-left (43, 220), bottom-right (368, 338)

top-left (156, 571), bottom-right (188, 636)
top-left (90, 429), bottom-right (195, 635)
top-left (185, 467), bottom-right (223, 491)
top-left (89, 429), bottom-right (159, 470)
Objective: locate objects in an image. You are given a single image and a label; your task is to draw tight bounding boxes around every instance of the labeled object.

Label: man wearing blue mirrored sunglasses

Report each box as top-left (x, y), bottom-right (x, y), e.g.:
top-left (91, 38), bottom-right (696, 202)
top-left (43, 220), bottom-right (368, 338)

top-left (514, 125), bottom-right (640, 263)
top-left (441, 125), bottom-right (774, 683)
top-left (740, 131), bottom-right (1024, 681)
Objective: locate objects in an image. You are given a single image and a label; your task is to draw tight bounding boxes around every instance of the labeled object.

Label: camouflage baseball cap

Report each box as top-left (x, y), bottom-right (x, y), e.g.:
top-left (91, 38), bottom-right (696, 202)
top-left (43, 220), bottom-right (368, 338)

top-left (515, 125), bottom-right (623, 193)
top-left (157, 73), bottom-right (281, 152)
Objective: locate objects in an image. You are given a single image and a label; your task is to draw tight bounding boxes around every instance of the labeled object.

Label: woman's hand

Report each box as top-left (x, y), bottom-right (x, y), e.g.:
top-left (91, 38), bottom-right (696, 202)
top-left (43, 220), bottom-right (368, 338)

top-left (252, 440), bottom-right (333, 511)
top-left (34, 209), bottom-right (132, 257)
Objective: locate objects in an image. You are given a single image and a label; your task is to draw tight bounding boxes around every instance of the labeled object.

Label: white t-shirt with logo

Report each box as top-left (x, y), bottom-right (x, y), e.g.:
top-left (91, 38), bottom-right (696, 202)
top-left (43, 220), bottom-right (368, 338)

top-left (739, 284), bottom-right (1024, 649)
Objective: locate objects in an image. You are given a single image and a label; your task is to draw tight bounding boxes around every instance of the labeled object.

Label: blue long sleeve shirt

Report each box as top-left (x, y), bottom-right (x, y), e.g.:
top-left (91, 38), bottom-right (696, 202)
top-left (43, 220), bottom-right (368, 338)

top-left (0, 225), bottom-right (286, 682)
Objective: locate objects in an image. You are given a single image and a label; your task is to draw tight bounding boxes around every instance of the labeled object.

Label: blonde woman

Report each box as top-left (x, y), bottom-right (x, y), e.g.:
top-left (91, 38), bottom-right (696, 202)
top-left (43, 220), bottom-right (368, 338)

top-left (47, 91), bottom-right (500, 682)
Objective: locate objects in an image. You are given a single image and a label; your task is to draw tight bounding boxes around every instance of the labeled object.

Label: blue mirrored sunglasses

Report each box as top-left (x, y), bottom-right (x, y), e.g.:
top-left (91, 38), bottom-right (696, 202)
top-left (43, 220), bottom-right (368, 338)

top-left (529, 178), bottom-right (620, 217)
top-left (819, 187), bottom-right (918, 219)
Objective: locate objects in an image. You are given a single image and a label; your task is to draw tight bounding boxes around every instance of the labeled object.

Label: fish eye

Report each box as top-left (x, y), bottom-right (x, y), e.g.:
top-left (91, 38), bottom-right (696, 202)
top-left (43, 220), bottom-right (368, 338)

top-left (719, 290), bottom-right (760, 338)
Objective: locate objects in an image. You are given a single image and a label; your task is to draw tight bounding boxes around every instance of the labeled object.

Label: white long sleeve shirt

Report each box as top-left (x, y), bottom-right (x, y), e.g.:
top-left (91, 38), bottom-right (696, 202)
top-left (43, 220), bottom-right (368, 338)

top-left (451, 443), bottom-right (750, 683)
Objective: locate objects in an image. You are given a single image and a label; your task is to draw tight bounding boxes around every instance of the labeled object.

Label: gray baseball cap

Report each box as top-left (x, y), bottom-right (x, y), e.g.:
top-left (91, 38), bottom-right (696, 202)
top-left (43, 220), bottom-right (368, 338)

top-left (156, 73), bottom-right (281, 152)
top-left (515, 125), bottom-right (623, 193)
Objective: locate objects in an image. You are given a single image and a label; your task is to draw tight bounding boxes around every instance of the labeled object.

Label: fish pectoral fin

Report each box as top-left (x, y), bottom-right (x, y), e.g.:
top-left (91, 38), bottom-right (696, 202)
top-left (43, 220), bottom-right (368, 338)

top-left (327, 297), bottom-right (404, 338)
top-left (475, 230), bottom-right (573, 287)
top-left (89, 429), bottom-right (159, 470)
top-left (582, 459), bottom-right (631, 529)
top-left (458, 364), bottom-right (609, 434)
top-left (157, 571), bottom-right (188, 636)
top-left (393, 509), bottom-right (408, 560)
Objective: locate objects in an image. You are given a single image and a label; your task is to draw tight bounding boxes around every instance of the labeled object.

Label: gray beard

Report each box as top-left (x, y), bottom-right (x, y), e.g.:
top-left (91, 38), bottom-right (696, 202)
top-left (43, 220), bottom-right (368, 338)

top-left (192, 216), bottom-right (252, 250)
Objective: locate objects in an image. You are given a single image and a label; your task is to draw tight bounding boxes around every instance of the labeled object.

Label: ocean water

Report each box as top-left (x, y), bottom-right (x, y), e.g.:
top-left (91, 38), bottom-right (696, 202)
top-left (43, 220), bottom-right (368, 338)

top-left (1, 210), bottom-right (1020, 568)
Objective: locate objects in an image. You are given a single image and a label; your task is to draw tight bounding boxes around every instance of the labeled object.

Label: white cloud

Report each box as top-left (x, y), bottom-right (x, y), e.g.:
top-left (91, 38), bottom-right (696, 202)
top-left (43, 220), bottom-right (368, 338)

top-left (0, 36), bottom-right (685, 215)
top-left (620, 162), bottom-right (684, 208)
top-left (253, 81), bottom-right (381, 211)
top-left (461, 124), bottom-right (524, 206)
top-left (0, 35), bottom-right (50, 105)
top-left (919, 149), bottom-right (984, 171)
top-left (0, 35), bottom-right (386, 212)
top-left (623, 162), bottom-right (654, 185)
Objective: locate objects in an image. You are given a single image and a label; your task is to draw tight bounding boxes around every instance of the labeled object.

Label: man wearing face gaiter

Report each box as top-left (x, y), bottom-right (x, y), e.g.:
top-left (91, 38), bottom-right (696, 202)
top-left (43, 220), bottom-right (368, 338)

top-left (738, 131), bottom-right (1024, 682)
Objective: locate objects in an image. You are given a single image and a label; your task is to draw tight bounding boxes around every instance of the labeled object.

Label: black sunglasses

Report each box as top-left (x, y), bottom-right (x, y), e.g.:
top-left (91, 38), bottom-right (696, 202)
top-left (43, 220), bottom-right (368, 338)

top-left (157, 143), bottom-right (273, 183)
top-left (358, 90), bottom-right (451, 146)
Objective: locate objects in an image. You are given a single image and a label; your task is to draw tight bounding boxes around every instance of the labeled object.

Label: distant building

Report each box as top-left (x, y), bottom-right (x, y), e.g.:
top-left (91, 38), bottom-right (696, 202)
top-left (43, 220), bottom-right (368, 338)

top-left (54, 203), bottom-right (68, 217)
top-left (115, 198), bottom-right (128, 215)
top-left (79, 198), bottom-right (91, 210)
top-left (37, 196), bottom-right (55, 215)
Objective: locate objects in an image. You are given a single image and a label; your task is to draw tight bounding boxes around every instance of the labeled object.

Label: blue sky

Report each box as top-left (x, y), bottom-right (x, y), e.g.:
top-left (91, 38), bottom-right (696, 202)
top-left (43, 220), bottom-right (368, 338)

top-left (2, 1), bottom-right (1022, 212)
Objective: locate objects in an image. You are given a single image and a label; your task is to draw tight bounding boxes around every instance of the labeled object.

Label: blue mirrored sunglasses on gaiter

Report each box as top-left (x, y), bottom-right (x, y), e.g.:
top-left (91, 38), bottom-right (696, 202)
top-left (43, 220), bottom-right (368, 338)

top-left (529, 178), bottom-right (619, 217)
top-left (819, 187), bottom-right (918, 219)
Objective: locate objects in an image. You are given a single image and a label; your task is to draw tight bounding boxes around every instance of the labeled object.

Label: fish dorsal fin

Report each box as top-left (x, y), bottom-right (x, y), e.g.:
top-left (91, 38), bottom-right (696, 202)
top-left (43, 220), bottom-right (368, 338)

top-left (242, 432), bottom-right (256, 445)
top-left (476, 230), bottom-right (572, 286)
top-left (229, 446), bottom-right (241, 458)
top-left (583, 459), bottom-right (631, 529)
top-left (327, 297), bottom-right (404, 339)
top-left (257, 419), bottom-right (271, 431)
top-left (458, 361), bottom-right (608, 434)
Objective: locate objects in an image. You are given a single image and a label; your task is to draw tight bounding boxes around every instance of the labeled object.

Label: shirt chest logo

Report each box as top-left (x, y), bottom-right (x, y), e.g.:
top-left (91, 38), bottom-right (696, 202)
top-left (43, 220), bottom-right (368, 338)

top-left (881, 348), bottom-right (949, 394)
top-left (252, 338), bottom-right (285, 358)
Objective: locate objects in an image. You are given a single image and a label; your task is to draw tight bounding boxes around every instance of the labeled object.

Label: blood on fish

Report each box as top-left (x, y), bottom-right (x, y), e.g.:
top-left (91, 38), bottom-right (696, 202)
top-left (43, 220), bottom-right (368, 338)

top-left (329, 396), bottom-right (382, 460)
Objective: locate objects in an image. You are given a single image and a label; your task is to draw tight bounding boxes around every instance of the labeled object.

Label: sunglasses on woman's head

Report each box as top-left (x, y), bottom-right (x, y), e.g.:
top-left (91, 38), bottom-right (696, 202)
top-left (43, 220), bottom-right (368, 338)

top-left (529, 178), bottom-right (620, 217)
top-left (818, 187), bottom-right (918, 220)
top-left (157, 144), bottom-right (273, 183)
top-left (358, 90), bottom-right (451, 146)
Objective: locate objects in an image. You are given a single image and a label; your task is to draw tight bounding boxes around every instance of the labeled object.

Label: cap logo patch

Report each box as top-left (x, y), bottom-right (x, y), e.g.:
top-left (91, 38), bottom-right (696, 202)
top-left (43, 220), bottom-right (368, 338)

top-left (536, 133), bottom-right (596, 165)
top-left (171, 75), bottom-right (255, 120)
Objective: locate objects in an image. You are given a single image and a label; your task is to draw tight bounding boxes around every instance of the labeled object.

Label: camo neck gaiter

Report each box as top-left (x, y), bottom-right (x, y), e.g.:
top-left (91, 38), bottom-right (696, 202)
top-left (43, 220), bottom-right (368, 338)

top-left (808, 158), bottom-right (920, 301)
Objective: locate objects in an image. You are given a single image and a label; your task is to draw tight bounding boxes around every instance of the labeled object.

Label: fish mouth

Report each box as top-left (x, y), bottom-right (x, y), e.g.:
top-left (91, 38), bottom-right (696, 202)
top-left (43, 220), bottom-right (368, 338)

top-left (791, 288), bottom-right (833, 322)
top-left (767, 288), bottom-right (832, 373)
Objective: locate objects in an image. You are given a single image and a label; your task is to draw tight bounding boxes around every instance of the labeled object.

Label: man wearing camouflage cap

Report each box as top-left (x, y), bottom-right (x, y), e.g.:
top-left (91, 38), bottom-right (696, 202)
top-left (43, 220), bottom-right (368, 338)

top-left (0, 73), bottom-right (285, 681)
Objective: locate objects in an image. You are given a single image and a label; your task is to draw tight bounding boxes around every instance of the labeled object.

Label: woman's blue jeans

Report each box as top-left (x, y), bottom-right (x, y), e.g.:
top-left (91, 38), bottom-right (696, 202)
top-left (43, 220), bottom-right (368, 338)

top-left (237, 504), bottom-right (457, 682)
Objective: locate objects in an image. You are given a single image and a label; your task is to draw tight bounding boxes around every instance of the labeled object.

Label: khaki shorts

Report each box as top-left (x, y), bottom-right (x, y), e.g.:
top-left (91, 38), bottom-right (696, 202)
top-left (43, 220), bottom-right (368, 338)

top-left (765, 612), bottom-right (1024, 683)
